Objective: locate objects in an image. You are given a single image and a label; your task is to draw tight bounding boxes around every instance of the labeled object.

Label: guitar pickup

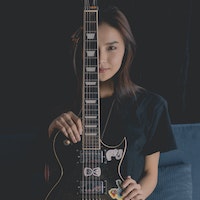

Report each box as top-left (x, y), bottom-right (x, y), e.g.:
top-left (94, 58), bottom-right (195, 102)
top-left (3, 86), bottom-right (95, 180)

top-left (79, 150), bottom-right (104, 163)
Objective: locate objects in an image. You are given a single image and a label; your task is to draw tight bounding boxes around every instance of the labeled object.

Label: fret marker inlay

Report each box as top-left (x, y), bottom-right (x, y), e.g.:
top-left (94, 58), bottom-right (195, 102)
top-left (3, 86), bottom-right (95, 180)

top-left (85, 82), bottom-right (96, 86)
top-left (86, 67), bottom-right (96, 72)
top-left (86, 50), bottom-right (95, 57)
top-left (86, 33), bottom-right (95, 39)
top-left (85, 100), bottom-right (97, 104)
top-left (85, 116), bottom-right (97, 119)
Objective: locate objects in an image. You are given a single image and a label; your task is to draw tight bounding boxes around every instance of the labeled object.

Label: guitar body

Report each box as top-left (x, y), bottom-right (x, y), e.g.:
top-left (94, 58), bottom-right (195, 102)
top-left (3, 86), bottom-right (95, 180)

top-left (45, 131), bottom-right (127, 200)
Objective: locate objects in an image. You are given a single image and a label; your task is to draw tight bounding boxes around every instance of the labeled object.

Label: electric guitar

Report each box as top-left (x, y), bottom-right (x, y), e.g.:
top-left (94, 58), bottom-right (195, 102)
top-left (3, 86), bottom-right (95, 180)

top-left (44, 1), bottom-right (127, 199)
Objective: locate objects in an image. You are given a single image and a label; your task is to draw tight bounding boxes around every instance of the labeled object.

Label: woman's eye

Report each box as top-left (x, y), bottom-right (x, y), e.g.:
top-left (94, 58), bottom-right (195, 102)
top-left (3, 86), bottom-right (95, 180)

top-left (107, 46), bottom-right (117, 51)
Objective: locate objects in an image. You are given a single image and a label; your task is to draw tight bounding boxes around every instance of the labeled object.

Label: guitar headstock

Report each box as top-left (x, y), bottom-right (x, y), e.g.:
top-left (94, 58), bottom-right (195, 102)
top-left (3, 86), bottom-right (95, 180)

top-left (83, 0), bottom-right (98, 10)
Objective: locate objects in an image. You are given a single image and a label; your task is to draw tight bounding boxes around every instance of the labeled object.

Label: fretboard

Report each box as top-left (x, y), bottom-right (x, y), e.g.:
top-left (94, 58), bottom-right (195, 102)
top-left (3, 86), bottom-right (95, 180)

top-left (82, 1), bottom-right (100, 150)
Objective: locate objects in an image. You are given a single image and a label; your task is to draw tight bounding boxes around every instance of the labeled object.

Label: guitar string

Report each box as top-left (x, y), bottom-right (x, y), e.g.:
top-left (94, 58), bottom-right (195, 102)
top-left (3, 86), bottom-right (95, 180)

top-left (84, 6), bottom-right (87, 200)
top-left (87, 8), bottom-right (89, 200)
top-left (94, 9), bottom-right (96, 200)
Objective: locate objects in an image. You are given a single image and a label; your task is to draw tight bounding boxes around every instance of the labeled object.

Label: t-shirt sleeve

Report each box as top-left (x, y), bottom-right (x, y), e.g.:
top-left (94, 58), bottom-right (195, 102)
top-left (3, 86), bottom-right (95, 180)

top-left (144, 99), bottom-right (177, 155)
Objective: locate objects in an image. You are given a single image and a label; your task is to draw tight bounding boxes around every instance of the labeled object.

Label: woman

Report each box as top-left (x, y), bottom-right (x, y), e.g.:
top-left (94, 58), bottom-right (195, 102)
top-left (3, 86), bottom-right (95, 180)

top-left (46, 6), bottom-right (176, 200)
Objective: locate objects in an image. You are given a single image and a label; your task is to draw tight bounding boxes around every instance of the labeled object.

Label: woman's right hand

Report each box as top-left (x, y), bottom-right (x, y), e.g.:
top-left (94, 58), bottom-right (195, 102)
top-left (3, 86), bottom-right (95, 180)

top-left (48, 111), bottom-right (82, 143)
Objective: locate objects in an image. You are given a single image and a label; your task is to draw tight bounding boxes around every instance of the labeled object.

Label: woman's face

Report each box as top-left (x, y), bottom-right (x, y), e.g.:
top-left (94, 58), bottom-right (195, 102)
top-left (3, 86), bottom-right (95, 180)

top-left (98, 23), bottom-right (125, 82)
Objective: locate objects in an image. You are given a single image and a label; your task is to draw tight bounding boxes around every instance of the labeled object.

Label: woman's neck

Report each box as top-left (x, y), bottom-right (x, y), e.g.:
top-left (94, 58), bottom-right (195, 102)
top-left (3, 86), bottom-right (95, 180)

top-left (100, 80), bottom-right (114, 98)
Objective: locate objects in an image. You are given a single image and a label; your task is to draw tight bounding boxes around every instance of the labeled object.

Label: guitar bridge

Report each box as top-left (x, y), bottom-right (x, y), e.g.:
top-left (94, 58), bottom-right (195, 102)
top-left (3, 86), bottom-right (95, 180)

top-left (78, 180), bottom-right (107, 195)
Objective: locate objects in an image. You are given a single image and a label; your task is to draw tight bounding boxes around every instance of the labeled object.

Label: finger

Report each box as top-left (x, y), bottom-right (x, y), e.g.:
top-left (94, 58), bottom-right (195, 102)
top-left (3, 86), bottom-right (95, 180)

top-left (48, 117), bottom-right (65, 137)
top-left (123, 188), bottom-right (139, 200)
top-left (70, 112), bottom-right (83, 134)
top-left (49, 112), bottom-right (82, 143)
top-left (64, 113), bottom-right (82, 141)
top-left (67, 129), bottom-right (78, 143)
top-left (122, 185), bottom-right (137, 199)
top-left (122, 176), bottom-right (136, 188)
top-left (47, 120), bottom-right (69, 140)
top-left (66, 118), bottom-right (75, 126)
top-left (63, 118), bottom-right (81, 142)
top-left (69, 124), bottom-right (81, 142)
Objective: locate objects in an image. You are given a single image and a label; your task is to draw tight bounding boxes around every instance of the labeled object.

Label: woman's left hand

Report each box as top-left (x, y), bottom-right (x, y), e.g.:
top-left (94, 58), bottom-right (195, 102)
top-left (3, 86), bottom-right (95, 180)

top-left (121, 176), bottom-right (145, 200)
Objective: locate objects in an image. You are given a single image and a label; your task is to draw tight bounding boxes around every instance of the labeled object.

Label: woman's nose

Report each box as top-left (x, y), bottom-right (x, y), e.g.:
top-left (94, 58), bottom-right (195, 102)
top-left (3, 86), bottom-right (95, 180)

top-left (99, 50), bottom-right (106, 65)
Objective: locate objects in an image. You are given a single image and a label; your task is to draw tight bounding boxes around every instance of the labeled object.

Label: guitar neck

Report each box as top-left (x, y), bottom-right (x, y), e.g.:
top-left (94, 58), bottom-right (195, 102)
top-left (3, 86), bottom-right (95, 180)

top-left (82, 0), bottom-right (100, 150)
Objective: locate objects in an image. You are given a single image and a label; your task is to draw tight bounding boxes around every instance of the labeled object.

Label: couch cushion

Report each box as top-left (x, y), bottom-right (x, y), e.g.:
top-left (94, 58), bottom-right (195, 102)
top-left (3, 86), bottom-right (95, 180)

top-left (148, 163), bottom-right (192, 200)
top-left (159, 123), bottom-right (200, 200)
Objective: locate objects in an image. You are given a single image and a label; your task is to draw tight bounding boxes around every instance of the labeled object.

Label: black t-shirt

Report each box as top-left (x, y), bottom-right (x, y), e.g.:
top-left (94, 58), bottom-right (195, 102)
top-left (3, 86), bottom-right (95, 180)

top-left (100, 89), bottom-right (177, 181)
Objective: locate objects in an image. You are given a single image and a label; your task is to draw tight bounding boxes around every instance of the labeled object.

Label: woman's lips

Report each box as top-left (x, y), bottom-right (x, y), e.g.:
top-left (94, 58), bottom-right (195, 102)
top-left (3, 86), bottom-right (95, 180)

top-left (99, 68), bottom-right (109, 73)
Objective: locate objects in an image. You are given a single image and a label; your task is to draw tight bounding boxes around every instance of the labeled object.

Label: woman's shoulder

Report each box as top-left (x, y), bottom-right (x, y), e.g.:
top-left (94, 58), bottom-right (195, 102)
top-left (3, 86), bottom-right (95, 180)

top-left (135, 89), bottom-right (168, 107)
top-left (116, 89), bottom-right (169, 118)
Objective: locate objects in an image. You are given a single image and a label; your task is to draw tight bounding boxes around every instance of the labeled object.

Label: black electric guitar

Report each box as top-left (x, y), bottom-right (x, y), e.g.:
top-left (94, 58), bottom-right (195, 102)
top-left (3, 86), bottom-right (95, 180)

top-left (44, 1), bottom-right (127, 199)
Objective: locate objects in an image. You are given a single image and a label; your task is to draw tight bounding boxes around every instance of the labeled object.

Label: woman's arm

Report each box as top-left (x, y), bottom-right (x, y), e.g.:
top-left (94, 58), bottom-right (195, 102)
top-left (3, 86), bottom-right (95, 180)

top-left (122, 152), bottom-right (160, 200)
top-left (139, 152), bottom-right (160, 198)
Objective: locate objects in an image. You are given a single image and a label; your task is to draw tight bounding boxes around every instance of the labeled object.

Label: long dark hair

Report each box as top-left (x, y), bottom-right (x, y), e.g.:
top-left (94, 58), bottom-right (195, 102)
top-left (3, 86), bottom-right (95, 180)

top-left (71, 6), bottom-right (141, 108)
top-left (98, 6), bottom-right (141, 101)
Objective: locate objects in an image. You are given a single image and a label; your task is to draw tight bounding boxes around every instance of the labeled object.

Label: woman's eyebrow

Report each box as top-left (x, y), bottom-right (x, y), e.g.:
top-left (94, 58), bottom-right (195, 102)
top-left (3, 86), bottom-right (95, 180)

top-left (105, 41), bottom-right (119, 45)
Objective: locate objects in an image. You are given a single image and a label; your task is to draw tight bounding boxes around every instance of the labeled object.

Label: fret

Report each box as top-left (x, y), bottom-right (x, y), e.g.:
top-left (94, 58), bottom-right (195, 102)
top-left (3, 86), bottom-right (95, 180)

top-left (85, 39), bottom-right (97, 43)
top-left (85, 71), bottom-right (98, 76)
top-left (85, 58), bottom-right (98, 65)
top-left (84, 74), bottom-right (98, 80)
top-left (84, 93), bottom-right (98, 96)
top-left (84, 22), bottom-right (97, 26)
top-left (84, 111), bottom-right (98, 116)
top-left (85, 119), bottom-right (98, 124)
top-left (84, 103), bottom-right (98, 106)
top-left (85, 42), bottom-right (97, 46)
top-left (85, 122), bottom-right (98, 126)
top-left (85, 25), bottom-right (97, 32)
top-left (85, 15), bottom-right (97, 21)
top-left (84, 10), bottom-right (97, 16)
top-left (85, 48), bottom-right (97, 52)
top-left (85, 40), bottom-right (97, 49)
top-left (85, 97), bottom-right (98, 101)
top-left (84, 87), bottom-right (98, 94)
top-left (85, 71), bottom-right (98, 75)
top-left (85, 72), bottom-right (98, 77)
top-left (84, 106), bottom-right (98, 109)
top-left (84, 11), bottom-right (97, 17)
top-left (84, 85), bottom-right (98, 88)
top-left (84, 110), bottom-right (98, 113)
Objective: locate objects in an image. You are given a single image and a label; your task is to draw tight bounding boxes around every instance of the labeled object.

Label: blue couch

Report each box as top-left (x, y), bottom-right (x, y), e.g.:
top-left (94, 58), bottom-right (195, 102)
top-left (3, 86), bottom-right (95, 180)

top-left (148, 123), bottom-right (200, 200)
top-left (0, 123), bottom-right (200, 200)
